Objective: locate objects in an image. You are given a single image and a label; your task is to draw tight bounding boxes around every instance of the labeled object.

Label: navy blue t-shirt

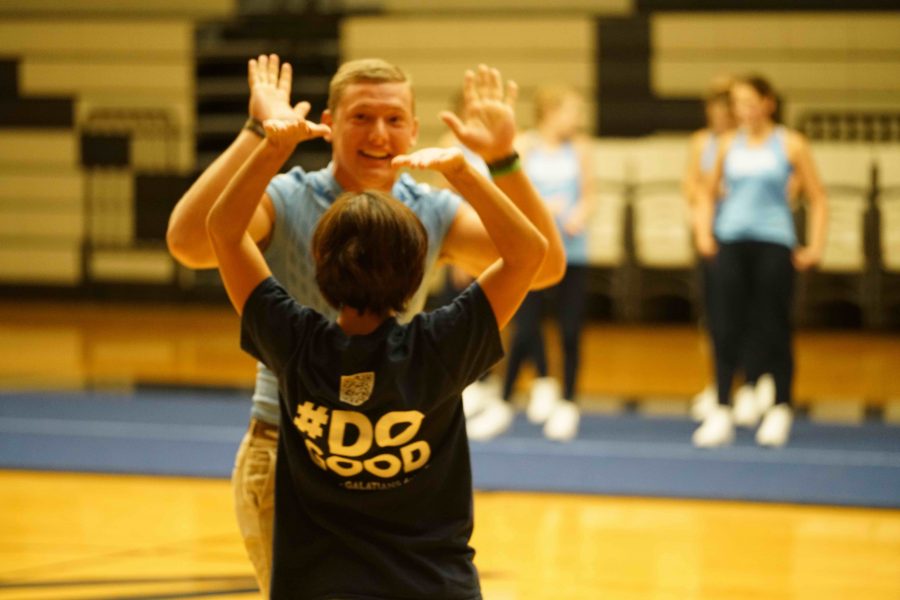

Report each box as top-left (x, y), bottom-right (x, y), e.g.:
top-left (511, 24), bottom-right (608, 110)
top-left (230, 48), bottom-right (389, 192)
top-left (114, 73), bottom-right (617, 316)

top-left (240, 277), bottom-right (503, 600)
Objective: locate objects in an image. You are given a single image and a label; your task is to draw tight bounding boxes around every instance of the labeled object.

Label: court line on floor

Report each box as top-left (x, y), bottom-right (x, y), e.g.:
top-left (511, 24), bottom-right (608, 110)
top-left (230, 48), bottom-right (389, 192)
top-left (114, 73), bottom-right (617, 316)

top-left (0, 574), bottom-right (255, 590)
top-left (473, 438), bottom-right (900, 468)
top-left (0, 532), bottom-right (247, 582)
top-left (0, 417), bottom-right (243, 443)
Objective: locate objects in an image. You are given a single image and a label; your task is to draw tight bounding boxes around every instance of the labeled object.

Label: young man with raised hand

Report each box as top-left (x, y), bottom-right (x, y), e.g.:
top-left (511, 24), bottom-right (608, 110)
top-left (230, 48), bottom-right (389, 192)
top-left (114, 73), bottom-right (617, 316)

top-left (167, 54), bottom-right (564, 596)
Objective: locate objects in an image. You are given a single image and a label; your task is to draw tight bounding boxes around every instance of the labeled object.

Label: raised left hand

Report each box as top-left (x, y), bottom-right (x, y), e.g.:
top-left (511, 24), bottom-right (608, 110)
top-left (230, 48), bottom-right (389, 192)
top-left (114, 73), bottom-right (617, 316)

top-left (439, 65), bottom-right (519, 165)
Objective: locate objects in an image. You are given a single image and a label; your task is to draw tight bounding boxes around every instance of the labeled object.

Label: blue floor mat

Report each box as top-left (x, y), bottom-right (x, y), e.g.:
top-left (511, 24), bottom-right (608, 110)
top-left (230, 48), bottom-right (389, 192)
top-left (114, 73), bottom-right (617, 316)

top-left (1, 388), bottom-right (898, 508)
top-left (471, 414), bottom-right (900, 507)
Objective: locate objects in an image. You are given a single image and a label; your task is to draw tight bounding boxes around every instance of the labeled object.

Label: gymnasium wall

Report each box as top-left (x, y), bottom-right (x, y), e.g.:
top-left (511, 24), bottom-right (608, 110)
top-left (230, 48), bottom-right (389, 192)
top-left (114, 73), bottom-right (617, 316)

top-left (339, 4), bottom-right (900, 326)
top-left (1, 0), bottom-right (899, 325)
top-left (340, 15), bottom-right (598, 147)
top-left (650, 12), bottom-right (900, 129)
top-left (0, 1), bottom-right (234, 289)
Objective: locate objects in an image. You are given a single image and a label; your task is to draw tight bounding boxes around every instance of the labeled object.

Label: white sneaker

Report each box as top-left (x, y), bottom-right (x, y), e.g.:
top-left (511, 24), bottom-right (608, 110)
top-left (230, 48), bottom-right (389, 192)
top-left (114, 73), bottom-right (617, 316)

top-left (543, 401), bottom-right (580, 442)
top-left (463, 380), bottom-right (492, 418)
top-left (733, 384), bottom-right (761, 427)
top-left (692, 406), bottom-right (735, 448)
top-left (756, 404), bottom-right (793, 448)
top-left (527, 377), bottom-right (561, 424)
top-left (466, 397), bottom-right (514, 441)
top-left (690, 383), bottom-right (718, 422)
top-left (755, 374), bottom-right (776, 413)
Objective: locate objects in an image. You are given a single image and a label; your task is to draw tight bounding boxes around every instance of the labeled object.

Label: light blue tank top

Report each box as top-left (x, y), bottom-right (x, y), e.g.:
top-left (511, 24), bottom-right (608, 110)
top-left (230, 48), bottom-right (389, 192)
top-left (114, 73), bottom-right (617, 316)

top-left (524, 140), bottom-right (587, 265)
top-left (715, 127), bottom-right (796, 248)
top-left (251, 164), bottom-right (461, 425)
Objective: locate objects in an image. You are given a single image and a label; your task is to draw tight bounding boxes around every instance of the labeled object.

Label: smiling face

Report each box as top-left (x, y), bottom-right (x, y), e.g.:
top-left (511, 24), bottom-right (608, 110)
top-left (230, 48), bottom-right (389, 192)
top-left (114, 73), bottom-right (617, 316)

top-left (322, 81), bottom-right (419, 193)
top-left (731, 81), bottom-right (775, 129)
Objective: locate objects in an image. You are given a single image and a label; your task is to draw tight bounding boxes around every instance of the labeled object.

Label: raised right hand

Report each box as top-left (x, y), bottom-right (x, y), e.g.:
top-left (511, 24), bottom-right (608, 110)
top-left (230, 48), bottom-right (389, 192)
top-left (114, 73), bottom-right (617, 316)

top-left (248, 54), bottom-right (301, 122)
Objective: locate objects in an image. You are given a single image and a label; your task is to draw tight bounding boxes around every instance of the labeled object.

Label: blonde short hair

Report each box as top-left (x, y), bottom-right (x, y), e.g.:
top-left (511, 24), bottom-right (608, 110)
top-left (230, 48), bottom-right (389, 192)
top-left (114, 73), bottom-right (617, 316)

top-left (533, 85), bottom-right (580, 124)
top-left (327, 58), bottom-right (412, 114)
top-left (705, 74), bottom-right (735, 105)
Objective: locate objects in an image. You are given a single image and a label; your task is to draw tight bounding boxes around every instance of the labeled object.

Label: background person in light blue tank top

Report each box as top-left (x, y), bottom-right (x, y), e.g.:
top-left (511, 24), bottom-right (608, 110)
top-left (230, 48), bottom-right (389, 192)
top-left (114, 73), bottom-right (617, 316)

top-left (166, 56), bottom-right (566, 595)
top-left (468, 85), bottom-right (593, 443)
top-left (715, 126), bottom-right (797, 248)
top-left (683, 78), bottom-right (739, 421)
top-left (692, 74), bottom-right (829, 450)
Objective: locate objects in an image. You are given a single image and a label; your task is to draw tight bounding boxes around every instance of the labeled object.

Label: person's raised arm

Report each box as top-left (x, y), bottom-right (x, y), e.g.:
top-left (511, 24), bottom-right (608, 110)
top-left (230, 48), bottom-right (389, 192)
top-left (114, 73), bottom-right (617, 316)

top-left (789, 132), bottom-right (828, 271)
top-left (168, 54), bottom-right (309, 269)
top-left (438, 65), bottom-right (565, 289)
top-left (207, 118), bottom-right (330, 315)
top-left (394, 147), bottom-right (547, 329)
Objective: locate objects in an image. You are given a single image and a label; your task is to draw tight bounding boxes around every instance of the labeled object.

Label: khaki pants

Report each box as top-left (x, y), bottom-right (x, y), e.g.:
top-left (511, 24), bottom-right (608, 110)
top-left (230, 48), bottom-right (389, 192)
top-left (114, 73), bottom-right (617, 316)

top-left (232, 419), bottom-right (278, 598)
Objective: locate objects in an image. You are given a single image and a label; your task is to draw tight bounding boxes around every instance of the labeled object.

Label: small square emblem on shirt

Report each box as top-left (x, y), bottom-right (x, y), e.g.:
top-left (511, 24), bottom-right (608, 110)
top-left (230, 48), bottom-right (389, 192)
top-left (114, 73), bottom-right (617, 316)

top-left (340, 372), bottom-right (375, 406)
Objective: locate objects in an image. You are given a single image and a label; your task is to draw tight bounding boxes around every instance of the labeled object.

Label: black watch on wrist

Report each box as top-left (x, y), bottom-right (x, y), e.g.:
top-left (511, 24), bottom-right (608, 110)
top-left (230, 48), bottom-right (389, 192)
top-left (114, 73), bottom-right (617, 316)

top-left (244, 117), bottom-right (265, 138)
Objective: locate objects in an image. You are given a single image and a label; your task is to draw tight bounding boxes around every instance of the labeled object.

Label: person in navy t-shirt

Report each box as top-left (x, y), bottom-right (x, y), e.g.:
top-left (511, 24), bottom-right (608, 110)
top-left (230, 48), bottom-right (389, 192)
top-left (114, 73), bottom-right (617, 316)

top-left (206, 92), bottom-right (548, 598)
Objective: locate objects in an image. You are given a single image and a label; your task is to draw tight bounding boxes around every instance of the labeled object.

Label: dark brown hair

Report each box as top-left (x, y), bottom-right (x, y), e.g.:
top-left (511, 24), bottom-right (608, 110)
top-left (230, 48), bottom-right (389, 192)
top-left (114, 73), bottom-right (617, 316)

top-left (734, 73), bottom-right (782, 123)
top-left (312, 190), bottom-right (427, 316)
top-left (737, 74), bottom-right (776, 99)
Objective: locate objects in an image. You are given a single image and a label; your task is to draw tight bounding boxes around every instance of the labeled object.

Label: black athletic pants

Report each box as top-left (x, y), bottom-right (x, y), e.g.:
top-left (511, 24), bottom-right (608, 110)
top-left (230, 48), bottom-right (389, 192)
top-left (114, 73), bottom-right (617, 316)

top-left (712, 241), bottom-right (794, 407)
top-left (502, 265), bottom-right (589, 402)
top-left (700, 258), bottom-right (763, 386)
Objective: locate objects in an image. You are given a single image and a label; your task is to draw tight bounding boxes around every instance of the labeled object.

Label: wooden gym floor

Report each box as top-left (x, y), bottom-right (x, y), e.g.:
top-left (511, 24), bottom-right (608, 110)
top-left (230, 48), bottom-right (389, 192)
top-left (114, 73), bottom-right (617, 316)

top-left (0, 300), bottom-right (898, 599)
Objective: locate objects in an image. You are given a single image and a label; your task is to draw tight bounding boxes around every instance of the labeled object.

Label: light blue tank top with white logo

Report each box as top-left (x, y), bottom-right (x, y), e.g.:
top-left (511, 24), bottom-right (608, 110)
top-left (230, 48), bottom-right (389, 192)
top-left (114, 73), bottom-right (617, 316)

top-left (524, 140), bottom-right (587, 265)
top-left (715, 127), bottom-right (795, 249)
top-left (250, 164), bottom-right (461, 425)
